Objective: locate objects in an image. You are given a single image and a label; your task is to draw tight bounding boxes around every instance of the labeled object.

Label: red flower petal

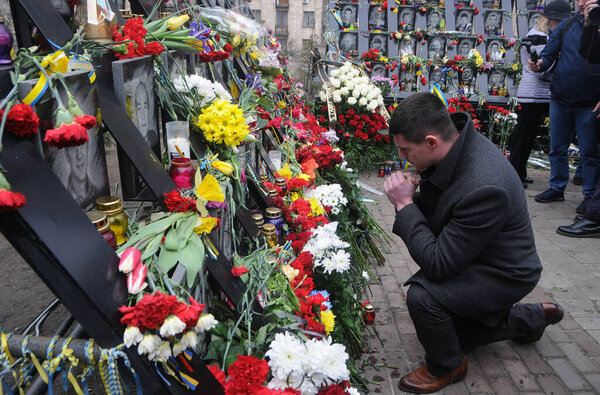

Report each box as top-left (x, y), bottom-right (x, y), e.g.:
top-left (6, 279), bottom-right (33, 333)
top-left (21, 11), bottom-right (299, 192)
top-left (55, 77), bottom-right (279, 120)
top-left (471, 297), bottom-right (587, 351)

top-left (43, 122), bottom-right (88, 149)
top-left (0, 189), bottom-right (26, 213)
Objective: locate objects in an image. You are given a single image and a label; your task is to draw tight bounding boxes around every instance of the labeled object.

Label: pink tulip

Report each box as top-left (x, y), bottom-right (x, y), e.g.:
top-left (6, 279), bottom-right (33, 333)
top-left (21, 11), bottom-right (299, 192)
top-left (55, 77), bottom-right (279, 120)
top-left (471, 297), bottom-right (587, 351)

top-left (127, 264), bottom-right (148, 294)
top-left (119, 247), bottom-right (141, 274)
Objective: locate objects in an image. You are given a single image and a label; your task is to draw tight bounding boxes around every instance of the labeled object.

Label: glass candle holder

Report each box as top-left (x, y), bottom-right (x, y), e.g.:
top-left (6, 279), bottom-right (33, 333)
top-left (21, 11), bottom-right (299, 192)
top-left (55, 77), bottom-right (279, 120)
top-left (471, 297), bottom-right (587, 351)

top-left (251, 213), bottom-right (264, 229)
top-left (275, 177), bottom-right (287, 193)
top-left (0, 16), bottom-right (13, 65)
top-left (95, 196), bottom-right (128, 246)
top-left (86, 210), bottom-right (118, 250)
top-left (363, 303), bottom-right (376, 325)
top-left (166, 121), bottom-right (190, 163)
top-left (262, 224), bottom-right (278, 247)
top-left (169, 157), bottom-right (195, 190)
top-left (265, 207), bottom-right (284, 235)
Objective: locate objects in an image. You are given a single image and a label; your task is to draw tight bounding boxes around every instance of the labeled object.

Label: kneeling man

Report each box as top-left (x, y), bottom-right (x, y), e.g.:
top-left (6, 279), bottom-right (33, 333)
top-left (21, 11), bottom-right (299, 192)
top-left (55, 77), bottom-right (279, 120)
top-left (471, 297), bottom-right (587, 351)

top-left (384, 93), bottom-right (564, 393)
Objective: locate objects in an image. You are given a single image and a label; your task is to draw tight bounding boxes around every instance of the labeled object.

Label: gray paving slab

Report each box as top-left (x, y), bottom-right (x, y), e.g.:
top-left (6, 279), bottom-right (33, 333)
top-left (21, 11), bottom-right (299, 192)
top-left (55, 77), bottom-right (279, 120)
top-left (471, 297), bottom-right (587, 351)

top-left (361, 168), bottom-right (600, 394)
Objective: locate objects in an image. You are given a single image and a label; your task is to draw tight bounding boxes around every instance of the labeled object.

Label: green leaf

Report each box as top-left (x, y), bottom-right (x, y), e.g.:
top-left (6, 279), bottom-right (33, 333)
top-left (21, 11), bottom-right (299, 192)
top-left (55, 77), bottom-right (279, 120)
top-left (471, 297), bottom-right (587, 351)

top-left (255, 325), bottom-right (268, 348)
top-left (141, 233), bottom-right (163, 261)
top-left (118, 212), bottom-right (192, 253)
top-left (164, 228), bottom-right (179, 251)
top-left (176, 215), bottom-right (197, 244)
top-left (178, 235), bottom-right (205, 288)
top-left (157, 245), bottom-right (179, 273)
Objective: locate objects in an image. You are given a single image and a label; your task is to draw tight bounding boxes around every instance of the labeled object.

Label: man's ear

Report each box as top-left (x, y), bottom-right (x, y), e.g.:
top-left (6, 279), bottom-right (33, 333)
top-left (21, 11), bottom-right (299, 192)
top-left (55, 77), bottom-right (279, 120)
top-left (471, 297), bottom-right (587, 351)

top-left (424, 135), bottom-right (439, 149)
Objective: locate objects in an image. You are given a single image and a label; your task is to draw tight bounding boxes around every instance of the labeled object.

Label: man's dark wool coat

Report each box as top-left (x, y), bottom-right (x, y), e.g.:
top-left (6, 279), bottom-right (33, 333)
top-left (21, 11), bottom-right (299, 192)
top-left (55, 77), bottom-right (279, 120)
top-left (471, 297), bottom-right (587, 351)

top-left (393, 112), bottom-right (542, 327)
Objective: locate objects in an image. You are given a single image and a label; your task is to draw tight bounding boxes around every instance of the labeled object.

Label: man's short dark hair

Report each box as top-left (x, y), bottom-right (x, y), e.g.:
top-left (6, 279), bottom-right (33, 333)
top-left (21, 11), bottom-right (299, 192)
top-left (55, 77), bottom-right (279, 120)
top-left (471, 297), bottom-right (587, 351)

top-left (389, 93), bottom-right (457, 142)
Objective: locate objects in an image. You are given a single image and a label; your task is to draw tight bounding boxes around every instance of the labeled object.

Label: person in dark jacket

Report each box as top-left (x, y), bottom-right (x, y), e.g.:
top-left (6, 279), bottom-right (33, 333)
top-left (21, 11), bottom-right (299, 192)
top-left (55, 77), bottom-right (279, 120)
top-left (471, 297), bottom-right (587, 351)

top-left (557, 0), bottom-right (600, 237)
top-left (384, 93), bottom-right (564, 394)
top-left (508, 11), bottom-right (567, 188)
top-left (529, 0), bottom-right (600, 215)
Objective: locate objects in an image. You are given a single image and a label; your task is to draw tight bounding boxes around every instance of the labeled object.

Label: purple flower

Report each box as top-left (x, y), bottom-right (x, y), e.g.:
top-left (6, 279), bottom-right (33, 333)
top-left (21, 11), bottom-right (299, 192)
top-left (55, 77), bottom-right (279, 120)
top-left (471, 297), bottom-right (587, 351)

top-left (207, 201), bottom-right (228, 210)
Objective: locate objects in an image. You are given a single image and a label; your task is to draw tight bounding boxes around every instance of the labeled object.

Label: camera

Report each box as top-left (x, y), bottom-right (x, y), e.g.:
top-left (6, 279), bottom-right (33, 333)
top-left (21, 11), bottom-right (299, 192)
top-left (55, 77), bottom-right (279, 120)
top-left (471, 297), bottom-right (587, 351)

top-left (589, 0), bottom-right (600, 26)
top-left (520, 34), bottom-right (547, 62)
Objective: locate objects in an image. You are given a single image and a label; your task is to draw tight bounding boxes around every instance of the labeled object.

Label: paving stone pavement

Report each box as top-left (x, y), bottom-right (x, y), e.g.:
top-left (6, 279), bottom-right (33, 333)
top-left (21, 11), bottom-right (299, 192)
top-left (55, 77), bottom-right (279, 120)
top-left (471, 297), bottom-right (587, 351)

top-left (358, 168), bottom-right (600, 394)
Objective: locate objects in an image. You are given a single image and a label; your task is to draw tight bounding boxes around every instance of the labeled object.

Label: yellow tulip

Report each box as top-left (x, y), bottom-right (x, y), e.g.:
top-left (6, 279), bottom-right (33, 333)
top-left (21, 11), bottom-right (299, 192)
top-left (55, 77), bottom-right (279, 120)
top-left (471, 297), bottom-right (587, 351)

top-left (277, 163), bottom-right (293, 179)
top-left (212, 160), bottom-right (233, 176)
top-left (193, 216), bottom-right (218, 234)
top-left (168, 14), bottom-right (190, 30)
top-left (297, 174), bottom-right (311, 182)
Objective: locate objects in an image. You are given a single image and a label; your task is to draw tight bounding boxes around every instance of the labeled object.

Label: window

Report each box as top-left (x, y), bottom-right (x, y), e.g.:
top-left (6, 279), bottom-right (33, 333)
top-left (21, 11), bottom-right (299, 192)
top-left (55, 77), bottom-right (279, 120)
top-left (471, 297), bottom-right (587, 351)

top-left (252, 9), bottom-right (261, 22)
top-left (276, 0), bottom-right (289, 6)
top-left (276, 10), bottom-right (288, 28)
top-left (302, 39), bottom-right (311, 50)
top-left (303, 11), bottom-right (315, 27)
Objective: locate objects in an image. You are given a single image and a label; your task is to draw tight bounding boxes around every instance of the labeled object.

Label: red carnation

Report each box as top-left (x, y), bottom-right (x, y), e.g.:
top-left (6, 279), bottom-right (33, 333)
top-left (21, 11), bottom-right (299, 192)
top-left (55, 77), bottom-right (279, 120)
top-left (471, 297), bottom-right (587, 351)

top-left (0, 103), bottom-right (40, 138)
top-left (44, 123), bottom-right (88, 148)
top-left (225, 355), bottom-right (269, 393)
top-left (74, 114), bottom-right (97, 129)
top-left (164, 190), bottom-right (197, 213)
top-left (207, 365), bottom-right (227, 387)
top-left (223, 43), bottom-right (233, 53)
top-left (232, 266), bottom-right (249, 276)
top-left (119, 291), bottom-right (180, 331)
top-left (122, 17), bottom-right (147, 42)
top-left (0, 189), bottom-right (26, 213)
top-left (174, 297), bottom-right (205, 330)
top-left (145, 41), bottom-right (165, 55)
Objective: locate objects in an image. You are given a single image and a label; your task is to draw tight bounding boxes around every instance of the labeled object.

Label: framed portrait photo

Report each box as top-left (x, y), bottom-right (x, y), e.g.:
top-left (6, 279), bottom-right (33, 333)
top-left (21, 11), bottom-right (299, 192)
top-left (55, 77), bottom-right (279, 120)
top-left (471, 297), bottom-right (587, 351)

top-left (429, 66), bottom-right (447, 90)
top-left (428, 35), bottom-right (446, 60)
top-left (484, 10), bottom-right (503, 35)
top-left (368, 5), bottom-right (387, 29)
top-left (455, 9), bottom-right (474, 33)
top-left (488, 69), bottom-right (506, 91)
top-left (457, 37), bottom-right (476, 57)
top-left (399, 36), bottom-right (417, 56)
top-left (398, 69), bottom-right (416, 91)
top-left (340, 3), bottom-right (358, 27)
top-left (486, 38), bottom-right (505, 62)
top-left (459, 66), bottom-right (478, 94)
top-left (426, 8), bottom-right (445, 29)
top-left (339, 32), bottom-right (358, 54)
top-left (398, 6), bottom-right (416, 30)
top-left (370, 62), bottom-right (388, 78)
top-left (369, 34), bottom-right (388, 54)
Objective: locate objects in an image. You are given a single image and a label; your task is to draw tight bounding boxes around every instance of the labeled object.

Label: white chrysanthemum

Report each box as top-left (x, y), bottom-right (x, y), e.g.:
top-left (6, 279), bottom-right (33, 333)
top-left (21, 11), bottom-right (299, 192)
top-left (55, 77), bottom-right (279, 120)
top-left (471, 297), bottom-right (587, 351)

top-left (330, 69), bottom-right (339, 77)
top-left (123, 326), bottom-right (143, 347)
top-left (352, 89), bottom-right (361, 99)
top-left (196, 314), bottom-right (218, 333)
top-left (172, 340), bottom-right (185, 357)
top-left (366, 92), bottom-right (376, 101)
top-left (333, 89), bottom-right (342, 97)
top-left (347, 387), bottom-right (360, 395)
top-left (327, 249), bottom-right (351, 274)
top-left (333, 95), bottom-right (342, 103)
top-left (148, 341), bottom-right (172, 362)
top-left (137, 333), bottom-right (162, 355)
top-left (367, 101), bottom-right (378, 112)
top-left (265, 332), bottom-right (308, 379)
top-left (160, 315), bottom-right (186, 337)
top-left (213, 83), bottom-right (232, 102)
top-left (359, 97), bottom-right (368, 106)
top-left (330, 78), bottom-right (341, 88)
top-left (340, 87), bottom-right (350, 96)
top-left (305, 337), bottom-right (350, 386)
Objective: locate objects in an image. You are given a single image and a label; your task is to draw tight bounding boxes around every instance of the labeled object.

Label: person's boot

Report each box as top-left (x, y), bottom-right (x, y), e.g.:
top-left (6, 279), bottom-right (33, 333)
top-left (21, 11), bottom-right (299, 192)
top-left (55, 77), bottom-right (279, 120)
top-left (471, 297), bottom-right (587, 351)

top-left (512, 303), bottom-right (564, 343)
top-left (398, 357), bottom-right (468, 394)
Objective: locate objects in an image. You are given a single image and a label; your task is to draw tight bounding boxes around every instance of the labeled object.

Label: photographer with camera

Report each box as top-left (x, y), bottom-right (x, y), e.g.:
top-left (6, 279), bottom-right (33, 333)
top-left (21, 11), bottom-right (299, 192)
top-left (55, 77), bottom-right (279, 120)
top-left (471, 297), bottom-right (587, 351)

top-left (529, 0), bottom-right (600, 216)
top-left (556, 0), bottom-right (600, 237)
top-left (509, 11), bottom-right (566, 188)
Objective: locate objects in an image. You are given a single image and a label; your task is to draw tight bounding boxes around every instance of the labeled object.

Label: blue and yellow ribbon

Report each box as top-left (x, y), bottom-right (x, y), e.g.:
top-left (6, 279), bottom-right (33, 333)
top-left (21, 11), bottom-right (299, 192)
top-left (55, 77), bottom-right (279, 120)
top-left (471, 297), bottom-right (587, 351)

top-left (429, 84), bottom-right (448, 108)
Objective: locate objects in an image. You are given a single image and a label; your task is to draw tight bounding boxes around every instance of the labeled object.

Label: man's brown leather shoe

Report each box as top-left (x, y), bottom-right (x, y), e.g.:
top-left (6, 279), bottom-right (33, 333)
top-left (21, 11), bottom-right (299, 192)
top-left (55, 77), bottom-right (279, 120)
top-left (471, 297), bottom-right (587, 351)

top-left (397, 356), bottom-right (467, 394)
top-left (512, 302), bottom-right (564, 344)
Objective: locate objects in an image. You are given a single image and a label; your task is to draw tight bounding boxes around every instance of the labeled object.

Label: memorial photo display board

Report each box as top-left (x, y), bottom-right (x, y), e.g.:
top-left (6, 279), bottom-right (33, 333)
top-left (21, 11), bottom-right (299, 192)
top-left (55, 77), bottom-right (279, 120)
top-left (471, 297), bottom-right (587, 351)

top-left (328, 0), bottom-right (540, 102)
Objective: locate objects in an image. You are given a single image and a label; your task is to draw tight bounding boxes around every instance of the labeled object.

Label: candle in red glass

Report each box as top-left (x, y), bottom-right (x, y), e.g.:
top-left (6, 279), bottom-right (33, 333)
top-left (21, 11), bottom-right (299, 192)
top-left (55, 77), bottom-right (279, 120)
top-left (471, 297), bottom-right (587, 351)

top-left (169, 157), bottom-right (195, 189)
top-left (363, 303), bottom-right (375, 325)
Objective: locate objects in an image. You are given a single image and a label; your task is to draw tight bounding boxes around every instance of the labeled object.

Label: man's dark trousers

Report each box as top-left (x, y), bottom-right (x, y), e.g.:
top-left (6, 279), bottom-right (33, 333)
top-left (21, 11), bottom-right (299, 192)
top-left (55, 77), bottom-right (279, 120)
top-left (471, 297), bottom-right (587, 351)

top-left (406, 284), bottom-right (547, 376)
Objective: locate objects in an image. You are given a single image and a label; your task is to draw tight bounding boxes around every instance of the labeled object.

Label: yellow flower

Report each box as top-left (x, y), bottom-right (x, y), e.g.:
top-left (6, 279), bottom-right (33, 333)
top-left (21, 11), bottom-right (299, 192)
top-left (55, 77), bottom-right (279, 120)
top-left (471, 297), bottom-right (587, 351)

top-left (277, 163), bottom-right (293, 179)
top-left (168, 14), bottom-right (190, 30)
top-left (212, 160), bottom-right (233, 176)
top-left (320, 310), bottom-right (335, 335)
top-left (193, 216), bottom-right (218, 234)
top-left (380, 56), bottom-right (389, 62)
top-left (194, 99), bottom-right (249, 147)
top-left (281, 265), bottom-right (299, 282)
top-left (278, 101), bottom-right (286, 109)
top-left (288, 191), bottom-right (302, 201)
top-left (309, 197), bottom-right (325, 216)
top-left (195, 173), bottom-right (225, 203)
top-left (512, 63), bottom-right (520, 71)
top-left (297, 173), bottom-right (311, 182)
